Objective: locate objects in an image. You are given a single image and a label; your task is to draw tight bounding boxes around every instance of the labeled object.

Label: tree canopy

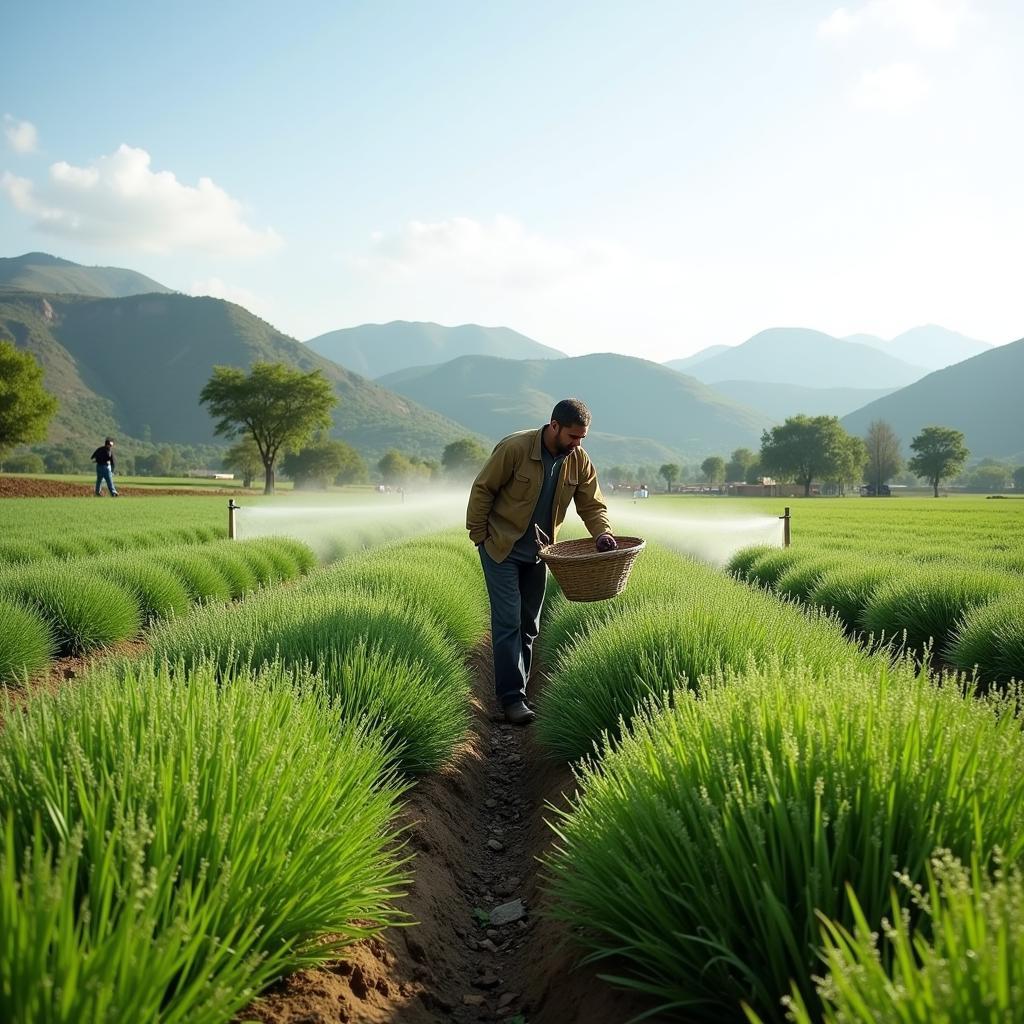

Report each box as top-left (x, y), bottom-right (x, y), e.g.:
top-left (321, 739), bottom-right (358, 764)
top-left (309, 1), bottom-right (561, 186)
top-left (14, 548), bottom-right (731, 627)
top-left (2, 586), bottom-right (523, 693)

top-left (907, 425), bottom-right (970, 497)
top-left (864, 420), bottom-right (902, 494)
top-left (701, 456), bottom-right (725, 484)
top-left (282, 436), bottom-right (365, 490)
top-left (725, 447), bottom-right (756, 483)
top-left (759, 415), bottom-right (850, 497)
top-left (659, 463), bottom-right (681, 492)
top-left (0, 340), bottom-right (58, 461)
top-left (199, 362), bottom-right (336, 494)
top-left (442, 437), bottom-right (489, 479)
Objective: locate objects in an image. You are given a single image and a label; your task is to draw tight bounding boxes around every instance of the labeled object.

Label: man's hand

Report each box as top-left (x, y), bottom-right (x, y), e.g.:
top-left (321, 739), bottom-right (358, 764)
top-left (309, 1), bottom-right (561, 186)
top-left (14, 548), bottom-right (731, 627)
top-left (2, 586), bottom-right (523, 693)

top-left (595, 533), bottom-right (618, 552)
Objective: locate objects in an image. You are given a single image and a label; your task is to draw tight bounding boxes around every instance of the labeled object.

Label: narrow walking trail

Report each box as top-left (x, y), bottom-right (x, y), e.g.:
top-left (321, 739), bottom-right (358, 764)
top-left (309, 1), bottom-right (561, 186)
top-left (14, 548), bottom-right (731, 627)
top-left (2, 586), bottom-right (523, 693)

top-left (245, 644), bottom-right (656, 1024)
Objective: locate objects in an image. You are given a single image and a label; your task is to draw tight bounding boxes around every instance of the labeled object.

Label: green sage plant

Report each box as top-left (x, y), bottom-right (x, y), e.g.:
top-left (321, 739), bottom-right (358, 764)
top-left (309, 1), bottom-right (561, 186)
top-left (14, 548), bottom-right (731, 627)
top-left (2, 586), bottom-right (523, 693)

top-left (946, 593), bottom-right (1024, 684)
top-left (779, 851), bottom-right (1024, 1024)
top-left (0, 597), bottom-right (55, 682)
top-left (0, 659), bottom-right (408, 1024)
top-left (544, 660), bottom-right (1024, 1022)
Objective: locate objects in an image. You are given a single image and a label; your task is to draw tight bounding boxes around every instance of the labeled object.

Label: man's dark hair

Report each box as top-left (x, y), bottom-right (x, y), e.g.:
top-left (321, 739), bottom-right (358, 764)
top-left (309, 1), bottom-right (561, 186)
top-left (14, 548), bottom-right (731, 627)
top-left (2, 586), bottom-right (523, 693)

top-left (550, 398), bottom-right (591, 428)
top-left (104, 437), bottom-right (114, 444)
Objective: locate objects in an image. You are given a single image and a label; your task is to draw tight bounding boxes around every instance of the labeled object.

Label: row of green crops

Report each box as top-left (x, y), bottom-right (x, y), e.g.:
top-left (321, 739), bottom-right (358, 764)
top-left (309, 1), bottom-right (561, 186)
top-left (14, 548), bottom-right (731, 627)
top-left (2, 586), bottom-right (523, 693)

top-left (535, 540), bottom-right (881, 760)
top-left (0, 660), bottom-right (408, 1024)
top-left (0, 531), bottom-right (490, 1022)
top-left (727, 544), bottom-right (1024, 683)
top-left (0, 537), bottom-right (317, 682)
top-left (535, 541), bottom-right (1024, 1022)
top-left (147, 532), bottom-right (489, 775)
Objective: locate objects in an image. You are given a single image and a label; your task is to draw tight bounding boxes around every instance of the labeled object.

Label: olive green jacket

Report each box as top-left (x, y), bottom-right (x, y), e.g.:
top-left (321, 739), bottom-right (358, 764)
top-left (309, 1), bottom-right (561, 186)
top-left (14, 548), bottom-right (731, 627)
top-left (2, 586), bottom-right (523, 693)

top-left (466, 427), bottom-right (612, 563)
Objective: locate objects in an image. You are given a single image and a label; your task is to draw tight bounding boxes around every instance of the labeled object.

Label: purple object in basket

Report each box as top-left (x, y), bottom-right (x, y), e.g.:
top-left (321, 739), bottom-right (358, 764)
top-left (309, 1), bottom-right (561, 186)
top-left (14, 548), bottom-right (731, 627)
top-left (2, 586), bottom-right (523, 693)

top-left (595, 533), bottom-right (618, 552)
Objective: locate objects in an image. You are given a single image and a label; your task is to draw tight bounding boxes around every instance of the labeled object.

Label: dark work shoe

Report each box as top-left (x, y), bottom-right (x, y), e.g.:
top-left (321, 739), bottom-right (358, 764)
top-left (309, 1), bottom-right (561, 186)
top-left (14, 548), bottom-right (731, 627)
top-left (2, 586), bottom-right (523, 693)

top-left (504, 700), bottom-right (536, 726)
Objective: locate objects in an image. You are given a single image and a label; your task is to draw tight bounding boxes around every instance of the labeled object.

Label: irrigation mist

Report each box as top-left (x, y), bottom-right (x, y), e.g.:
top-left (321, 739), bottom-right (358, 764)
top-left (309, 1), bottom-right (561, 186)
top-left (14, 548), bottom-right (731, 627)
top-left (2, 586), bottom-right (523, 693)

top-left (605, 502), bottom-right (783, 567)
top-left (234, 489), bottom-right (468, 558)
top-left (232, 489), bottom-right (783, 567)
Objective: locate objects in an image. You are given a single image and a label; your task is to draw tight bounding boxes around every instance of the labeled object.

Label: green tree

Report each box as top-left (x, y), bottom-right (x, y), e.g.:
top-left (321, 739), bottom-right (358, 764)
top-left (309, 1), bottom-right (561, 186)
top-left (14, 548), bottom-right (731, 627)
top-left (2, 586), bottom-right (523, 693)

top-left (907, 425), bottom-right (970, 498)
top-left (725, 447), bottom-right (756, 483)
top-left (4, 452), bottom-right (45, 474)
top-left (962, 461), bottom-right (1010, 492)
top-left (378, 449), bottom-right (414, 486)
top-left (744, 462), bottom-right (763, 485)
top-left (334, 443), bottom-right (368, 485)
top-left (223, 437), bottom-right (264, 489)
top-left (1014, 466), bottom-right (1024, 491)
top-left (659, 463), bottom-right (681, 493)
top-left (701, 456), bottom-right (725, 485)
top-left (0, 341), bottom-right (58, 464)
top-left (604, 464), bottom-right (630, 487)
top-left (199, 362), bottom-right (336, 494)
top-left (760, 415), bottom-right (848, 497)
top-left (833, 433), bottom-right (868, 496)
top-left (282, 436), bottom-right (355, 490)
top-left (442, 438), bottom-right (489, 479)
top-left (863, 419), bottom-right (903, 495)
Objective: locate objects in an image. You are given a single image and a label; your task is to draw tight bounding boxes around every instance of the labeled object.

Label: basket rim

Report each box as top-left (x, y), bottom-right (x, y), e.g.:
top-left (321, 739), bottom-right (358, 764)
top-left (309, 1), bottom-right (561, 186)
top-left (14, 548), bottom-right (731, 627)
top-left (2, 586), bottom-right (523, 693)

top-left (537, 535), bottom-right (645, 565)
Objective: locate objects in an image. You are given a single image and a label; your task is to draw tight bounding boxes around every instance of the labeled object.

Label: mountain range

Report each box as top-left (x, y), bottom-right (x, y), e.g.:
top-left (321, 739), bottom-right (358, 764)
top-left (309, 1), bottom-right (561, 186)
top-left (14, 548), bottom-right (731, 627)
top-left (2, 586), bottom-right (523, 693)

top-left (1, 252), bottom-right (1021, 466)
top-left (307, 321), bottom-right (566, 378)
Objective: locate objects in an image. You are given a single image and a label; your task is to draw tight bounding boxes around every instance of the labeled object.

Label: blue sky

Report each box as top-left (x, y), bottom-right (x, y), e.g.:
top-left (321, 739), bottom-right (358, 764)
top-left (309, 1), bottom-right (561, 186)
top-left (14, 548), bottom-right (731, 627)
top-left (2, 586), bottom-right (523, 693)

top-left (3, 0), bottom-right (1021, 361)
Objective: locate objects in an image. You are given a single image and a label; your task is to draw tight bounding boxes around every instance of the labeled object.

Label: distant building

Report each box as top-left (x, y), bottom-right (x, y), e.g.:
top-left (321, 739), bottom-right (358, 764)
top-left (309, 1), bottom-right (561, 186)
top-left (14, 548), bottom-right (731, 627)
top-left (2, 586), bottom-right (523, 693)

top-left (188, 470), bottom-right (235, 480)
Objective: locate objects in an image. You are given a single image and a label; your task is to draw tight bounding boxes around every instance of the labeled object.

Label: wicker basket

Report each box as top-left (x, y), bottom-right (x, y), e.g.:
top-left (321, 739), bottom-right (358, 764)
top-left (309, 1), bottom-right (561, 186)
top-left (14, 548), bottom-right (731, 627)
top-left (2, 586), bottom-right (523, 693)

top-left (537, 535), bottom-right (646, 602)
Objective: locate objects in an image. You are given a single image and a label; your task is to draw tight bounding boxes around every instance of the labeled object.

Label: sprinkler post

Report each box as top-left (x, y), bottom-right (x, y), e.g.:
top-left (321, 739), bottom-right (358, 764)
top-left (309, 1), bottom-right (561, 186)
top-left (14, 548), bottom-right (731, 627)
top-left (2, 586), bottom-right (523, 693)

top-left (779, 506), bottom-right (791, 547)
top-left (228, 499), bottom-right (240, 540)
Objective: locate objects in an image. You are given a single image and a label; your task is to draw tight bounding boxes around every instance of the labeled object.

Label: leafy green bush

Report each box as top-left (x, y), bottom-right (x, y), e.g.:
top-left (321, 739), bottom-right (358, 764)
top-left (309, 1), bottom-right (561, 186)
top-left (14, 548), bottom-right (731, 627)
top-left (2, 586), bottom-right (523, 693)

top-left (744, 547), bottom-right (813, 588)
top-left (0, 598), bottom-right (55, 682)
top-left (773, 557), bottom-right (847, 602)
top-left (312, 537), bottom-right (488, 649)
top-left (946, 593), bottom-right (1024, 684)
top-left (306, 642), bottom-right (471, 774)
top-left (151, 549), bottom-right (234, 604)
top-left (726, 544), bottom-right (780, 580)
top-left (808, 564), bottom-right (891, 631)
top-left (202, 546), bottom-right (259, 599)
top-left (95, 560), bottom-right (192, 622)
top-left (782, 852), bottom-right (1024, 1024)
top-left (0, 566), bottom-right (142, 654)
top-left (544, 661), bottom-right (1024, 1021)
top-left (0, 660), bottom-right (407, 1024)
top-left (861, 568), bottom-right (1017, 653)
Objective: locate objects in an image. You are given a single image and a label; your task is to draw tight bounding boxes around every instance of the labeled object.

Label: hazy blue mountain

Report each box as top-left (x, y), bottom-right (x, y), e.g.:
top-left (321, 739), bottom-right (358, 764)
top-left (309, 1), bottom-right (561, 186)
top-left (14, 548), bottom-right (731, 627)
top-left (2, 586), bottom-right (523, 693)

top-left (0, 252), bottom-right (173, 298)
top-left (841, 336), bottom-right (1024, 458)
top-left (684, 327), bottom-right (927, 389)
top-left (0, 289), bottom-right (483, 460)
top-left (306, 320), bottom-right (566, 378)
top-left (846, 325), bottom-right (991, 371)
top-left (377, 352), bottom-right (767, 463)
top-left (663, 345), bottom-right (730, 373)
top-left (709, 380), bottom-right (898, 422)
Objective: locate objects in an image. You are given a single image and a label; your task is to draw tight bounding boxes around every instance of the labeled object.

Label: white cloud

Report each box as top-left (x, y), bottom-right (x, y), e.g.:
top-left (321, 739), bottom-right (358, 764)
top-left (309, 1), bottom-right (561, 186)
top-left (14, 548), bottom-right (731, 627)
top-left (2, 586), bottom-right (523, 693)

top-left (3, 115), bottom-right (38, 154)
top-left (818, 0), bottom-right (972, 50)
top-left (849, 62), bottom-right (931, 112)
top-left (190, 277), bottom-right (271, 319)
top-left (356, 215), bottom-right (616, 289)
top-left (1, 144), bottom-right (282, 255)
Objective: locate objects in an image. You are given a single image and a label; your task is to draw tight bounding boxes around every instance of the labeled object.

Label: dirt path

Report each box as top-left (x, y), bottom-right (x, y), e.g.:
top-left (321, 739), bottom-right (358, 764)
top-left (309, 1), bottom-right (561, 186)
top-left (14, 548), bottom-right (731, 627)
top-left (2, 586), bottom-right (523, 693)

top-left (245, 646), bottom-right (658, 1024)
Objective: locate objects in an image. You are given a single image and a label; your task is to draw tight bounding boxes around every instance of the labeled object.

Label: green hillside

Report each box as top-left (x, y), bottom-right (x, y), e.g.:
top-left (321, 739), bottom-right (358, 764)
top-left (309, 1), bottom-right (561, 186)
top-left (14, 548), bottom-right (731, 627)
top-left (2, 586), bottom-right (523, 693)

top-left (709, 379), bottom-right (898, 421)
top-left (306, 320), bottom-right (566, 378)
top-left (377, 352), bottom-right (767, 463)
top-left (841, 336), bottom-right (1024, 459)
top-left (0, 252), bottom-right (173, 298)
top-left (0, 289), bottom-right (483, 461)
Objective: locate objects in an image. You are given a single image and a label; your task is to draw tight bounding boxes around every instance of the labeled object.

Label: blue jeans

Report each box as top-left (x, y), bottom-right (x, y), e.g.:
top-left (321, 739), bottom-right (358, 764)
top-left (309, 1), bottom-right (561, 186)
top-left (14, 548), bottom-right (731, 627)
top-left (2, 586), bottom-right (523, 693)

top-left (95, 464), bottom-right (117, 495)
top-left (478, 546), bottom-right (547, 707)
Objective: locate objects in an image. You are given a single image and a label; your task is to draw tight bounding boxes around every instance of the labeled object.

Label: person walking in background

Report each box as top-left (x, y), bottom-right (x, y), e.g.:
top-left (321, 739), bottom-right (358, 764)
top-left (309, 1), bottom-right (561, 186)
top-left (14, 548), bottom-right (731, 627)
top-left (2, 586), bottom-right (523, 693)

top-left (466, 398), bottom-right (616, 725)
top-left (91, 437), bottom-right (118, 496)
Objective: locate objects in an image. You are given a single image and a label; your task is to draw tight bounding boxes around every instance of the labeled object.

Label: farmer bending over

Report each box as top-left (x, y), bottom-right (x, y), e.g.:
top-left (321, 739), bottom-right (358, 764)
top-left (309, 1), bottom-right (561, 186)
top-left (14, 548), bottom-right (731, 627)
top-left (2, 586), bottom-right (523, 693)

top-left (466, 398), bottom-right (616, 725)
